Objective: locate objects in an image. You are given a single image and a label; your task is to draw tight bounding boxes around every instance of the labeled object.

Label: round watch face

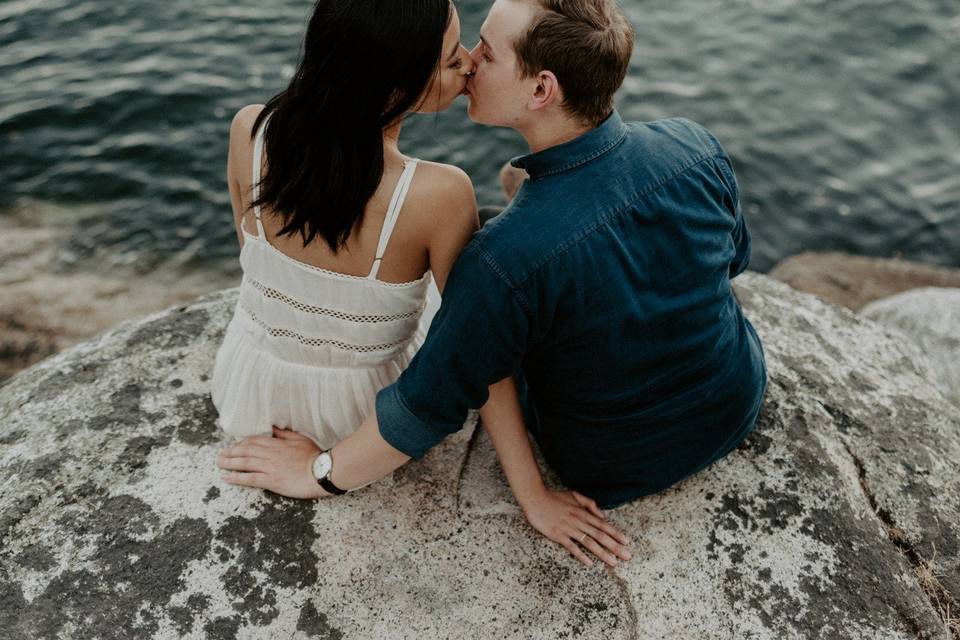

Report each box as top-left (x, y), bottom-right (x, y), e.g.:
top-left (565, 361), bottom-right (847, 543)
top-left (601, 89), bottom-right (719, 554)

top-left (312, 452), bottom-right (332, 479)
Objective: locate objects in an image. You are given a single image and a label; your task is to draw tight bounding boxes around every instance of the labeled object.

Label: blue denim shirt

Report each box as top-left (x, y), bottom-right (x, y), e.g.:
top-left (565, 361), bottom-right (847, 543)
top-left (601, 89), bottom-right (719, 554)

top-left (376, 110), bottom-right (767, 508)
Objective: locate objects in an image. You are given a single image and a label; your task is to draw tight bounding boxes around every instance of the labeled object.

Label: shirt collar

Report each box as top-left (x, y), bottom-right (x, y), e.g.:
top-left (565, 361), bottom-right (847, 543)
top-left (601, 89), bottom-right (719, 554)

top-left (510, 110), bottom-right (628, 180)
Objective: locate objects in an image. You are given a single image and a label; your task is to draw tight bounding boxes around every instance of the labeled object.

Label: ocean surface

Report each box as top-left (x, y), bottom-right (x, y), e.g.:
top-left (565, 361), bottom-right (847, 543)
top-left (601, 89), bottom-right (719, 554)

top-left (1, 0), bottom-right (958, 274)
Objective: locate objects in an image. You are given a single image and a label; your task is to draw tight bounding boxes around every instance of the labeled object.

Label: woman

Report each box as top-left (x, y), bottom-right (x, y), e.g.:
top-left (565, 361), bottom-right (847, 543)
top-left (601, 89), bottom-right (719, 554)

top-left (214, 0), bottom-right (631, 569)
top-left (211, 0), bottom-right (477, 449)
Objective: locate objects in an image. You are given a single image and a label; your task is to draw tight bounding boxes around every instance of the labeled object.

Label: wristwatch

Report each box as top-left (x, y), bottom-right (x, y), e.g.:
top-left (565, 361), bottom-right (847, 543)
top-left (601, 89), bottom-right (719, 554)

top-left (311, 450), bottom-right (347, 495)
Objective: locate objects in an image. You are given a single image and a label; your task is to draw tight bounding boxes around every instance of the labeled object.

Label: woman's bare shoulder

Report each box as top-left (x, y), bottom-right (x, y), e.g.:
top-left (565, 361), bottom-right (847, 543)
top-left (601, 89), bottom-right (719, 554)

top-left (407, 160), bottom-right (477, 217)
top-left (230, 104), bottom-right (267, 141)
top-left (400, 160), bottom-right (479, 261)
top-left (227, 105), bottom-right (267, 188)
top-left (228, 104), bottom-right (265, 161)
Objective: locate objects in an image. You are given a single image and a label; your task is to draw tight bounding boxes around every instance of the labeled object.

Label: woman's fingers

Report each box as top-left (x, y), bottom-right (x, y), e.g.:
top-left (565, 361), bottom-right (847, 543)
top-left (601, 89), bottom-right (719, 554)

top-left (581, 512), bottom-right (632, 549)
top-left (574, 522), bottom-right (627, 566)
top-left (272, 425), bottom-right (308, 440)
top-left (572, 491), bottom-right (606, 520)
top-left (559, 537), bottom-right (595, 568)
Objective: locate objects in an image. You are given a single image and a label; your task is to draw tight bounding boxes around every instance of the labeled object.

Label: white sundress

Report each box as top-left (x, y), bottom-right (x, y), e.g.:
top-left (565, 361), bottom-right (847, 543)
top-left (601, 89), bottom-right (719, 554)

top-left (211, 116), bottom-right (439, 450)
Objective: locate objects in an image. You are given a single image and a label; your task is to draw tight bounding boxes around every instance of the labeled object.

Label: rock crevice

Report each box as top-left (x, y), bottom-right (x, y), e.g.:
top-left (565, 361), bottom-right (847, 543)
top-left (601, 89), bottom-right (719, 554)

top-left (843, 440), bottom-right (960, 640)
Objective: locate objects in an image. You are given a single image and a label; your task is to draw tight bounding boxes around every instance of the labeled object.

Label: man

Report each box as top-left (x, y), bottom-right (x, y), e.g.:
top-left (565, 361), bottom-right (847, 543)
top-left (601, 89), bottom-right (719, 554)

top-left (218, 0), bottom-right (767, 568)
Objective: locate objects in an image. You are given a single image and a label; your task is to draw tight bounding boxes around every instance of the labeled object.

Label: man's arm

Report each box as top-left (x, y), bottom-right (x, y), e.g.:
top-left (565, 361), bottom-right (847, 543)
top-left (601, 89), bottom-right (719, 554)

top-left (326, 242), bottom-right (526, 489)
top-left (219, 242), bottom-right (529, 495)
top-left (326, 410), bottom-right (410, 489)
top-left (374, 242), bottom-right (532, 459)
top-left (716, 154), bottom-right (751, 278)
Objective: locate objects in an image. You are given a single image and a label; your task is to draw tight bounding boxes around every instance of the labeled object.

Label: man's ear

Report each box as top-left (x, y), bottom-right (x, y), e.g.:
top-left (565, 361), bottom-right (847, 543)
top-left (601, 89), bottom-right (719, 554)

top-left (527, 70), bottom-right (561, 112)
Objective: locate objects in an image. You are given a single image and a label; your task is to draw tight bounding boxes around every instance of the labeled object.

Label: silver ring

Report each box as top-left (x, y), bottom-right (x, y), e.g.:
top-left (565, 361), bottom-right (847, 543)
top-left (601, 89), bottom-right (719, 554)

top-left (578, 533), bottom-right (587, 544)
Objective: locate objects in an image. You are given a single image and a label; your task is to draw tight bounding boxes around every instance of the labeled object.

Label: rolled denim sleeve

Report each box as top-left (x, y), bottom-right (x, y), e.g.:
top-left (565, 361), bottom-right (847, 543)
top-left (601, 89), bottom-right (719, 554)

top-left (375, 242), bottom-right (530, 459)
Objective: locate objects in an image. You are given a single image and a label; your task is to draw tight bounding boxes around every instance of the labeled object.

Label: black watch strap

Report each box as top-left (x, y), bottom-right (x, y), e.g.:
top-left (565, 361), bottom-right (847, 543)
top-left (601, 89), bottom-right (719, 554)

top-left (318, 474), bottom-right (348, 495)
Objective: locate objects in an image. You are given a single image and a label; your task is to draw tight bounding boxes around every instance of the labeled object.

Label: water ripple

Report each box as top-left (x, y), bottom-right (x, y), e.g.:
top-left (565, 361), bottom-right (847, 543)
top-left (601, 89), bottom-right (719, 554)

top-left (0, 0), bottom-right (957, 273)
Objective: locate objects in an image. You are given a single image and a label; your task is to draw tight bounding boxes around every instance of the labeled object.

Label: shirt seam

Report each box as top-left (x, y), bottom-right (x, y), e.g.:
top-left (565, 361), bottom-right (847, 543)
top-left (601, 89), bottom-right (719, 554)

top-left (690, 120), bottom-right (740, 205)
top-left (472, 246), bottom-right (534, 316)
top-left (715, 154), bottom-right (740, 207)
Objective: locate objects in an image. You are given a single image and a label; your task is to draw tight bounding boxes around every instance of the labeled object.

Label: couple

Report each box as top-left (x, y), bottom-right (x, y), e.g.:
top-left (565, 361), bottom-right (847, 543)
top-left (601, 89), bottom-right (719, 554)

top-left (213, 0), bottom-right (767, 569)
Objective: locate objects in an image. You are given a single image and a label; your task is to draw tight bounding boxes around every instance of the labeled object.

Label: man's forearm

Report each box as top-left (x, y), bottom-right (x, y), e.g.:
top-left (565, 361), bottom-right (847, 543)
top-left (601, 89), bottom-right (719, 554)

top-left (328, 377), bottom-right (543, 498)
top-left (327, 410), bottom-right (411, 491)
top-left (479, 377), bottom-right (546, 509)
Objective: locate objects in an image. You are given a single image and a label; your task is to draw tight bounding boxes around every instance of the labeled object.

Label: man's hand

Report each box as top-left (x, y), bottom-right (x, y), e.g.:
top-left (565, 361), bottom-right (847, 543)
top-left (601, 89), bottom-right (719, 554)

top-left (521, 488), bottom-right (632, 568)
top-left (217, 426), bottom-right (331, 500)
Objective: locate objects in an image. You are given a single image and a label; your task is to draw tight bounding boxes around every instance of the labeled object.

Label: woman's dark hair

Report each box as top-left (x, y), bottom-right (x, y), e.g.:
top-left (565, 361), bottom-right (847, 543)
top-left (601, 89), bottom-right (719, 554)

top-left (249, 0), bottom-right (452, 252)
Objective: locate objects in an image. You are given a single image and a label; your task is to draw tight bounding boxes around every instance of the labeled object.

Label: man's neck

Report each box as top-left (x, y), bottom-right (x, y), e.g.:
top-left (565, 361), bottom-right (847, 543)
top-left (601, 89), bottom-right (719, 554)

top-left (518, 114), bottom-right (594, 154)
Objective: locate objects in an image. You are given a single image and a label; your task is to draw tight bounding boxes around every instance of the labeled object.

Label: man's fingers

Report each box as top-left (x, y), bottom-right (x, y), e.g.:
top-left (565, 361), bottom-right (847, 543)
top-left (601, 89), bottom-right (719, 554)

top-left (559, 537), bottom-right (595, 568)
top-left (217, 456), bottom-right (268, 473)
top-left (223, 471), bottom-right (270, 488)
top-left (220, 443), bottom-right (274, 459)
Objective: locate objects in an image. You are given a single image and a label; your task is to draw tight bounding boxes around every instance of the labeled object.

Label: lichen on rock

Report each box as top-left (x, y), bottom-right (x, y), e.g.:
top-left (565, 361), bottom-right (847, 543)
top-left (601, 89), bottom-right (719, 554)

top-left (1, 274), bottom-right (958, 639)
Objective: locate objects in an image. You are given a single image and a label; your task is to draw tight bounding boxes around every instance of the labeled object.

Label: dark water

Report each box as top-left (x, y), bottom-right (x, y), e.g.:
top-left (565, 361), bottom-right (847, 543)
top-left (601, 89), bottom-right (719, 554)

top-left (1, 0), bottom-right (958, 274)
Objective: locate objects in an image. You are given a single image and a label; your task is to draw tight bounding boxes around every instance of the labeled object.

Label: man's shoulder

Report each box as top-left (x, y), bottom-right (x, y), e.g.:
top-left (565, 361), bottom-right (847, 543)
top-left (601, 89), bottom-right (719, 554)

top-left (445, 234), bottom-right (513, 289)
top-left (443, 197), bottom-right (554, 293)
top-left (624, 117), bottom-right (729, 165)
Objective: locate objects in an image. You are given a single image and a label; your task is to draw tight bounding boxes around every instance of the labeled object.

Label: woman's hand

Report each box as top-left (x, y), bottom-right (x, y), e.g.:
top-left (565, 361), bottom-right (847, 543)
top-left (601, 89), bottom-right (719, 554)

top-left (217, 426), bottom-right (330, 500)
top-left (520, 488), bottom-right (632, 568)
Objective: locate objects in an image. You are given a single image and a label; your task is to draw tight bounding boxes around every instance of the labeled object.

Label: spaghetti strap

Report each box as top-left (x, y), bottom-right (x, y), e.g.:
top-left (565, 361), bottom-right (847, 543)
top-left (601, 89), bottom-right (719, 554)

top-left (368, 159), bottom-right (419, 280)
top-left (250, 113), bottom-right (272, 240)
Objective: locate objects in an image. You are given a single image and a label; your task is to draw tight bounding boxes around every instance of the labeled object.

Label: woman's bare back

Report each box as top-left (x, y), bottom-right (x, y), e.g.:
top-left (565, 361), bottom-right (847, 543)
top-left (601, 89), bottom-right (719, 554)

top-left (227, 105), bottom-right (478, 288)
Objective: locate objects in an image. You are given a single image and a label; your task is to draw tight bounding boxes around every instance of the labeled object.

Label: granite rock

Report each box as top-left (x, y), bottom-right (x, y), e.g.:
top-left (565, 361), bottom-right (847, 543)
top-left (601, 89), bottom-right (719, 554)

top-left (1, 273), bottom-right (958, 639)
top-left (861, 287), bottom-right (960, 407)
top-left (769, 252), bottom-right (960, 311)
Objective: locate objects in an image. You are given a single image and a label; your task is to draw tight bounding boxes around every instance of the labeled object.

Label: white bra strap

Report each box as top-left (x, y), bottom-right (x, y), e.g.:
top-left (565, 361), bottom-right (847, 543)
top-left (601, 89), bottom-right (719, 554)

top-left (250, 113), bottom-right (271, 240)
top-left (368, 160), bottom-right (418, 280)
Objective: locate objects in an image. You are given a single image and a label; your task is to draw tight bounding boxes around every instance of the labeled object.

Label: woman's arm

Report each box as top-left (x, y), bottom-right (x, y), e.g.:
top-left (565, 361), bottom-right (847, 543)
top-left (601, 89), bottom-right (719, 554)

top-left (226, 117), bottom-right (246, 251)
top-left (422, 164), bottom-right (479, 293)
top-left (226, 105), bottom-right (266, 250)
top-left (479, 377), bottom-right (545, 505)
top-left (479, 377), bottom-right (633, 567)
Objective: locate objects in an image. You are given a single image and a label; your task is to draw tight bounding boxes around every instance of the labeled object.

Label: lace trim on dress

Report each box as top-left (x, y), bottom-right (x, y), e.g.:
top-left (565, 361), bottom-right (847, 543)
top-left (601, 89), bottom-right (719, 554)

top-left (241, 303), bottom-right (415, 353)
top-left (241, 228), bottom-right (430, 289)
top-left (247, 278), bottom-right (424, 323)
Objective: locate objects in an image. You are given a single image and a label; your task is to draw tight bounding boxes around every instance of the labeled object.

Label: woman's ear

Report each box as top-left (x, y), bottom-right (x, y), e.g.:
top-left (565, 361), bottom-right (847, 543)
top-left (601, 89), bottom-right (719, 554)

top-left (527, 70), bottom-right (561, 112)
